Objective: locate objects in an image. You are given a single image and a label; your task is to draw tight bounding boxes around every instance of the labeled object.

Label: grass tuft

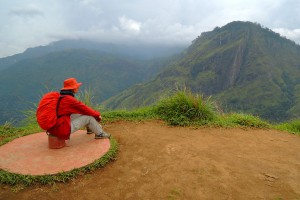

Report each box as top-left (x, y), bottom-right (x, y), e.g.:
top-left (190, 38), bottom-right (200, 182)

top-left (154, 90), bottom-right (216, 126)
top-left (77, 87), bottom-right (96, 108)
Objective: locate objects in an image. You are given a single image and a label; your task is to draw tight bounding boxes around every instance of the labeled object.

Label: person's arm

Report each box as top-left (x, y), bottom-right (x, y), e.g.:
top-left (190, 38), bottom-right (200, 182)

top-left (67, 96), bottom-right (102, 121)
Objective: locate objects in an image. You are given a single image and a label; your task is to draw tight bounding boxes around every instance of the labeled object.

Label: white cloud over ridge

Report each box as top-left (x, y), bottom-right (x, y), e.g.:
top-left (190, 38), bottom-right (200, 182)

top-left (0, 0), bottom-right (300, 58)
top-left (273, 28), bottom-right (300, 43)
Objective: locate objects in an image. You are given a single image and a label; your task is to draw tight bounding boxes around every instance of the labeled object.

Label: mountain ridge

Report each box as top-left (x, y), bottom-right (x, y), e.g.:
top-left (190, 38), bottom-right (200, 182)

top-left (104, 21), bottom-right (300, 122)
top-left (0, 40), bottom-right (186, 71)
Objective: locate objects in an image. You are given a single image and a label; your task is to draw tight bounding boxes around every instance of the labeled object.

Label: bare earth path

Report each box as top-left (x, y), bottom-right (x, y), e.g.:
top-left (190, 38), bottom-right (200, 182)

top-left (1, 120), bottom-right (300, 200)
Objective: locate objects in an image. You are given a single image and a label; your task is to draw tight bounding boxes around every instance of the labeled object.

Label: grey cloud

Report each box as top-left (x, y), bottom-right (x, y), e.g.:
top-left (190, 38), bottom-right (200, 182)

top-left (9, 6), bottom-right (44, 18)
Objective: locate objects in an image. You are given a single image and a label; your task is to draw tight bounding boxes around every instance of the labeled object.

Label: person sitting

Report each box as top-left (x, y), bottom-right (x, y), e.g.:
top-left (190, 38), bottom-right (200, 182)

top-left (47, 77), bottom-right (110, 140)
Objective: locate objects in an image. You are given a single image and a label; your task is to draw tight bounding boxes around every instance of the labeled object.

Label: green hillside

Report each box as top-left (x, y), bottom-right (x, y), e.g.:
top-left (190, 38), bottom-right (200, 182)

top-left (105, 21), bottom-right (300, 122)
top-left (0, 49), bottom-right (172, 124)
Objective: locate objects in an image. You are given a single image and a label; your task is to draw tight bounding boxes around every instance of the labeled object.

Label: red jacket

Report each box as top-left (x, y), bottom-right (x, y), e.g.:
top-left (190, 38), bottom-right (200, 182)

top-left (48, 95), bottom-right (100, 140)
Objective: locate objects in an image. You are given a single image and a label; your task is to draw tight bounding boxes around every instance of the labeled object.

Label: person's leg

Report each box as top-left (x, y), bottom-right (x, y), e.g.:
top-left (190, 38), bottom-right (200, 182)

top-left (70, 114), bottom-right (110, 138)
top-left (86, 126), bottom-right (93, 134)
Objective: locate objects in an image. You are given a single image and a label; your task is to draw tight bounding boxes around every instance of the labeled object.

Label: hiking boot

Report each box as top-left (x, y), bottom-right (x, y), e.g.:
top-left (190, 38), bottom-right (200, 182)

top-left (95, 132), bottom-right (111, 139)
top-left (86, 127), bottom-right (93, 134)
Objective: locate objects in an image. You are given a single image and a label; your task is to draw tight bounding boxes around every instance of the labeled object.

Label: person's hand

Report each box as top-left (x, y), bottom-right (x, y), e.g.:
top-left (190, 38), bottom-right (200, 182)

top-left (95, 116), bottom-right (102, 122)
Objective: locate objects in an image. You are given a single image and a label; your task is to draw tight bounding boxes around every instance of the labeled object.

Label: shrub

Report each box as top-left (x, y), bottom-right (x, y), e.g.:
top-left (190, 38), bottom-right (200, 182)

top-left (154, 91), bottom-right (216, 126)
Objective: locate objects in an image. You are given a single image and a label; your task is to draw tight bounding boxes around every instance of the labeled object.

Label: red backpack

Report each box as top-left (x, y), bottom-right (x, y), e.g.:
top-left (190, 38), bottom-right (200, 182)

top-left (36, 92), bottom-right (63, 130)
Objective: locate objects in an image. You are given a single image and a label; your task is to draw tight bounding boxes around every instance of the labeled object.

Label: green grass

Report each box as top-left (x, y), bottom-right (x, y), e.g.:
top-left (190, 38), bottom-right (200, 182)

top-left (275, 119), bottom-right (300, 135)
top-left (214, 113), bottom-right (271, 128)
top-left (0, 121), bottom-right (41, 146)
top-left (102, 106), bottom-right (158, 122)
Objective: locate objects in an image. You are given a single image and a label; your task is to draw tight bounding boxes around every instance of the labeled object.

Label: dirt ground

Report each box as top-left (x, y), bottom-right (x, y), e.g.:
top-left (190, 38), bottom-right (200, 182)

top-left (1, 120), bottom-right (300, 200)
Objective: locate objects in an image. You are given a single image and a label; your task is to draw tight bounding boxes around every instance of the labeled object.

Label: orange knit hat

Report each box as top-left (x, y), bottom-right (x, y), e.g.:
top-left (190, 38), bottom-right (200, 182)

top-left (61, 78), bottom-right (82, 90)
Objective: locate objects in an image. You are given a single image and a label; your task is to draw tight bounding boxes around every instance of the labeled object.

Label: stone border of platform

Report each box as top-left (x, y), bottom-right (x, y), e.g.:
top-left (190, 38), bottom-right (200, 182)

top-left (0, 130), bottom-right (118, 185)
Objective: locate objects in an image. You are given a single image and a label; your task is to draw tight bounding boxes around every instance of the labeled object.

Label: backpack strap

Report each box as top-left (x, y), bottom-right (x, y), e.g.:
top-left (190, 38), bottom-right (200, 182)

top-left (56, 95), bottom-right (64, 118)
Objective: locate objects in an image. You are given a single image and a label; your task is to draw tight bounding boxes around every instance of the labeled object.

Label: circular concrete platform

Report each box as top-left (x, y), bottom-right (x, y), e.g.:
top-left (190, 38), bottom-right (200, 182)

top-left (0, 130), bottom-right (110, 175)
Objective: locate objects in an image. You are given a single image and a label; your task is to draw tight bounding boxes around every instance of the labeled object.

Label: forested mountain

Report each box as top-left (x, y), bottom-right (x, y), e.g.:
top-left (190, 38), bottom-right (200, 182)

top-left (0, 49), bottom-right (176, 124)
top-left (105, 21), bottom-right (300, 122)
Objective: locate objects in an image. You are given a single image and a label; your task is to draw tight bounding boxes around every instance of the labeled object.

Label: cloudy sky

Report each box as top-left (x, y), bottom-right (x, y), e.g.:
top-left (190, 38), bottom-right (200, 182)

top-left (0, 0), bottom-right (299, 58)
